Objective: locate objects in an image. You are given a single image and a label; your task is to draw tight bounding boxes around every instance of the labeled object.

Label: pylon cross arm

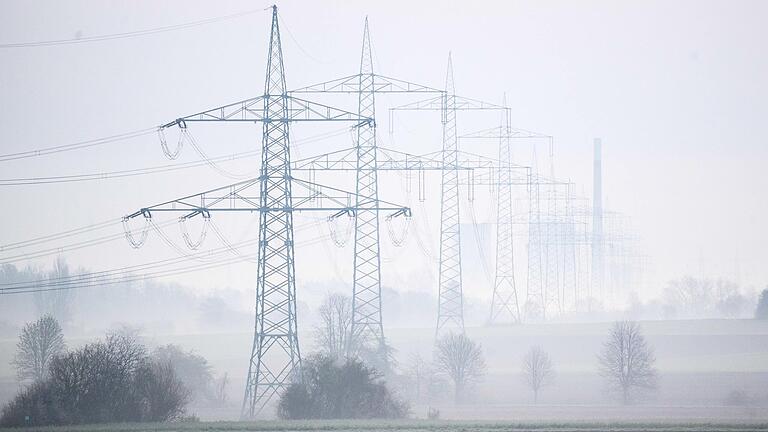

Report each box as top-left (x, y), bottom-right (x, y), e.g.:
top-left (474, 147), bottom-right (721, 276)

top-left (124, 176), bottom-right (411, 222)
top-left (160, 95), bottom-right (370, 129)
top-left (389, 94), bottom-right (506, 113)
top-left (289, 73), bottom-right (443, 94)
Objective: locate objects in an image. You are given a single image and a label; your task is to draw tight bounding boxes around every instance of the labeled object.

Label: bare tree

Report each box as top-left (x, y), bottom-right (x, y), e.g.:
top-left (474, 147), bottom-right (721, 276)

top-left (405, 352), bottom-right (446, 404)
top-left (407, 353), bottom-right (428, 401)
top-left (215, 372), bottom-right (229, 405)
top-left (314, 293), bottom-right (357, 359)
top-left (522, 346), bottom-right (554, 404)
top-left (433, 332), bottom-right (486, 404)
top-left (598, 321), bottom-right (657, 404)
top-left (33, 257), bottom-right (74, 324)
top-left (134, 360), bottom-right (191, 422)
top-left (153, 344), bottom-right (213, 403)
top-left (12, 315), bottom-right (65, 382)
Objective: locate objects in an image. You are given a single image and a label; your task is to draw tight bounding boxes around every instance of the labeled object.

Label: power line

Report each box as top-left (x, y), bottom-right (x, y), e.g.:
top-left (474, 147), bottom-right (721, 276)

top-left (0, 218), bottom-right (121, 252)
top-left (0, 218), bottom-right (323, 284)
top-left (0, 149), bottom-right (260, 186)
top-left (0, 8), bottom-right (266, 49)
top-left (1, 229), bottom-right (334, 296)
top-left (0, 125), bottom-right (352, 183)
top-left (0, 229), bottom-right (332, 294)
top-left (0, 128), bottom-right (155, 162)
top-left (0, 219), bottom-right (176, 264)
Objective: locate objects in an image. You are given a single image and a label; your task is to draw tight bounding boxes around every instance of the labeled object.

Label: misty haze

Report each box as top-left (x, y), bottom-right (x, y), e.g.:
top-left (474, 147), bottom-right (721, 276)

top-left (1, 1), bottom-right (767, 431)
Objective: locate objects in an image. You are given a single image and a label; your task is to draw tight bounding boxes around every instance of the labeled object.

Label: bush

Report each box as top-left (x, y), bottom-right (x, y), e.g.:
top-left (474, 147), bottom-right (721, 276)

top-left (277, 354), bottom-right (408, 420)
top-left (0, 332), bottom-right (189, 427)
top-left (152, 344), bottom-right (213, 403)
top-left (0, 381), bottom-right (62, 427)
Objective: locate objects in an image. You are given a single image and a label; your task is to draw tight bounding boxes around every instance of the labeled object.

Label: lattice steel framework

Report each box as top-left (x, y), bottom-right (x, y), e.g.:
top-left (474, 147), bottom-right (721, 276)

top-left (289, 21), bottom-right (444, 365)
top-left (526, 170), bottom-right (545, 321)
top-left (126, 7), bottom-right (411, 418)
top-left (350, 19), bottom-right (385, 359)
top-left (458, 119), bottom-right (548, 325)
top-left (591, 138), bottom-right (604, 309)
top-left (436, 55), bottom-right (463, 335)
top-left (491, 107), bottom-right (521, 324)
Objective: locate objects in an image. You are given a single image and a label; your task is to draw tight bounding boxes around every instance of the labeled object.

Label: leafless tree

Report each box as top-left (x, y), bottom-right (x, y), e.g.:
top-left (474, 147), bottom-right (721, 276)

top-left (134, 360), bottom-right (190, 422)
top-left (406, 353), bottom-right (428, 401)
top-left (314, 293), bottom-right (358, 359)
top-left (33, 257), bottom-right (74, 324)
top-left (522, 346), bottom-right (554, 404)
top-left (433, 332), bottom-right (486, 404)
top-left (12, 315), bottom-right (65, 382)
top-left (105, 327), bottom-right (148, 374)
top-left (406, 353), bottom-right (445, 403)
top-left (598, 321), bottom-right (658, 404)
top-left (153, 344), bottom-right (213, 402)
top-left (215, 372), bottom-right (229, 405)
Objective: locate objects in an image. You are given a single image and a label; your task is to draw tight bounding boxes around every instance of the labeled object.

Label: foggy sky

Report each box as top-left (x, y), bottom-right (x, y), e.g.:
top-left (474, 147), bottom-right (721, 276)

top-left (0, 0), bottom-right (766, 307)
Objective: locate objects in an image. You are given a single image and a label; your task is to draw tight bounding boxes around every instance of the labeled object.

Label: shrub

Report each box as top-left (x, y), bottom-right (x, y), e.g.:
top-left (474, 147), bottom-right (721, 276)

top-left (0, 332), bottom-right (189, 427)
top-left (277, 354), bottom-right (408, 419)
top-left (0, 381), bottom-right (61, 427)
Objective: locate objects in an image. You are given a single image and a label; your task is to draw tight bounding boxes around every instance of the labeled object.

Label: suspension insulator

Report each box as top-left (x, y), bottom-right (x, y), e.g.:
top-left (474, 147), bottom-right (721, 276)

top-left (122, 215), bottom-right (150, 249)
top-left (386, 214), bottom-right (411, 248)
top-left (158, 126), bottom-right (184, 160)
top-left (179, 214), bottom-right (209, 250)
top-left (327, 212), bottom-right (354, 248)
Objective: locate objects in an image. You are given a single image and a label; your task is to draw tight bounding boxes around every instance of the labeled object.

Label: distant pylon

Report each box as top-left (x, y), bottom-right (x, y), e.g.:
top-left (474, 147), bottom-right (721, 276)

top-left (489, 98), bottom-right (521, 324)
top-left (242, 6), bottom-right (300, 417)
top-left (436, 54), bottom-right (464, 336)
top-left (525, 167), bottom-right (545, 321)
top-left (350, 18), bottom-right (386, 365)
top-left (590, 138), bottom-right (604, 308)
top-left (561, 182), bottom-right (578, 311)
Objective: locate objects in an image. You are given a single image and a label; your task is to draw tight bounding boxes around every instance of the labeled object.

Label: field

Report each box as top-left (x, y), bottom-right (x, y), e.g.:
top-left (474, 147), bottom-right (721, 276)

top-left (2, 319), bottom-right (767, 426)
top-left (2, 419), bottom-right (768, 432)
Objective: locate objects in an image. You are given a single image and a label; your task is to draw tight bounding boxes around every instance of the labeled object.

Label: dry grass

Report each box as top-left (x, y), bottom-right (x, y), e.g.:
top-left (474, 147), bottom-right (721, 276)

top-left (3, 419), bottom-right (768, 432)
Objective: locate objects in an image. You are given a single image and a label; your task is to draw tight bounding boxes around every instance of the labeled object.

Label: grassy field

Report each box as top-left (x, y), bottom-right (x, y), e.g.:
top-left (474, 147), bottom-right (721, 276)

top-left (2, 419), bottom-right (768, 432)
top-left (2, 319), bottom-right (767, 426)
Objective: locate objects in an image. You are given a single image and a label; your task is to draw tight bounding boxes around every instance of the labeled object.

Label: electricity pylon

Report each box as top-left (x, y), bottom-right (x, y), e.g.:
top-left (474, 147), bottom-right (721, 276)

top-left (390, 58), bottom-right (507, 336)
top-left (124, 7), bottom-right (410, 418)
top-left (290, 21), bottom-right (445, 362)
top-left (436, 55), bottom-right (463, 335)
top-left (591, 138), bottom-right (604, 308)
top-left (491, 104), bottom-right (520, 324)
top-left (350, 19), bottom-right (385, 361)
top-left (458, 119), bottom-right (551, 325)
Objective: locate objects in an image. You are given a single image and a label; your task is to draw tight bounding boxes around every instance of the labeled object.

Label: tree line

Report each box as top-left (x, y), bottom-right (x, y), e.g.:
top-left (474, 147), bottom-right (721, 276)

top-left (1, 316), bottom-right (229, 427)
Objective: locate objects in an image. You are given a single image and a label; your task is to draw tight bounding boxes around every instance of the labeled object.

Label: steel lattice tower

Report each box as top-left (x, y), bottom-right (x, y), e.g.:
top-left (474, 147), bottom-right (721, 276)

top-left (350, 18), bottom-right (385, 359)
top-left (591, 138), bottom-right (604, 307)
top-left (561, 183), bottom-right (578, 311)
top-left (436, 55), bottom-right (464, 336)
top-left (525, 171), bottom-right (545, 321)
top-left (242, 7), bottom-right (300, 417)
top-left (489, 103), bottom-right (521, 324)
